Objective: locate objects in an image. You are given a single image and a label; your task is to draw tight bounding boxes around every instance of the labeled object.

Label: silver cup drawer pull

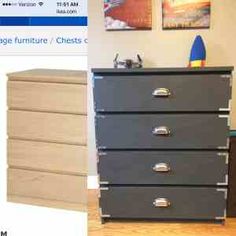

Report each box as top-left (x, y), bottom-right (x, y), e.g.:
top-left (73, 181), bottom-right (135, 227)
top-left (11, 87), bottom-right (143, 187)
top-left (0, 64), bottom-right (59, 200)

top-left (153, 198), bottom-right (171, 208)
top-left (152, 88), bottom-right (171, 97)
top-left (152, 126), bottom-right (170, 136)
top-left (153, 163), bottom-right (170, 172)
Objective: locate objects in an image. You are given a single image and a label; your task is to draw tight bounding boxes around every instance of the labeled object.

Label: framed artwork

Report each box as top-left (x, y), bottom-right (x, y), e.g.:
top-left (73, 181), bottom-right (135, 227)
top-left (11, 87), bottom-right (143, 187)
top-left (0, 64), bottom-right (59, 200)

top-left (162, 0), bottom-right (211, 30)
top-left (104, 0), bottom-right (152, 30)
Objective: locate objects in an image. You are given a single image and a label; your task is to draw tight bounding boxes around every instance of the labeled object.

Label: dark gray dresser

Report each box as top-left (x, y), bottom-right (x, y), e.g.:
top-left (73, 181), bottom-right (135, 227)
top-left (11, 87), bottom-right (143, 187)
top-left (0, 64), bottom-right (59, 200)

top-left (92, 67), bottom-right (233, 223)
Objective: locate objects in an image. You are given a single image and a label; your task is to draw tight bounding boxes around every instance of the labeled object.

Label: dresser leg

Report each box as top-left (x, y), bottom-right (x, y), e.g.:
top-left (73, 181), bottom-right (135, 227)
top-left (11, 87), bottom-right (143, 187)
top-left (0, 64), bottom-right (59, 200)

top-left (101, 217), bottom-right (105, 224)
top-left (221, 220), bottom-right (226, 226)
top-left (214, 219), bottom-right (225, 225)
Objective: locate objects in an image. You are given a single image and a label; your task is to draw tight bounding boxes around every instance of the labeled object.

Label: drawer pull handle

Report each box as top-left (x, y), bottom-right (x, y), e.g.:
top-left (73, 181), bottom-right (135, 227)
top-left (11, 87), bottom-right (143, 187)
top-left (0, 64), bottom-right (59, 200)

top-left (152, 88), bottom-right (171, 97)
top-left (153, 126), bottom-right (170, 136)
top-left (153, 163), bottom-right (170, 172)
top-left (153, 198), bottom-right (171, 208)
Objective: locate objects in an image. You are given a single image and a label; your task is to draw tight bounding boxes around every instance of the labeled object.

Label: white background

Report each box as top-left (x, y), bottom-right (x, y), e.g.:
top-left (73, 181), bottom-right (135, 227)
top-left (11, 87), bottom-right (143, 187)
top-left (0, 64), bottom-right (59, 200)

top-left (0, 0), bottom-right (87, 16)
top-left (0, 27), bottom-right (87, 55)
top-left (0, 55), bottom-right (87, 236)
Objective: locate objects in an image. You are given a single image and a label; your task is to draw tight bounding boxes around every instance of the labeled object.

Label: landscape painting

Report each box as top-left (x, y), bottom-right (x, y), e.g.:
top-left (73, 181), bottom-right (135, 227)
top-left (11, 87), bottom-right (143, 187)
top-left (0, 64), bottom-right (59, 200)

top-left (162, 0), bottom-right (211, 29)
top-left (104, 0), bottom-right (152, 30)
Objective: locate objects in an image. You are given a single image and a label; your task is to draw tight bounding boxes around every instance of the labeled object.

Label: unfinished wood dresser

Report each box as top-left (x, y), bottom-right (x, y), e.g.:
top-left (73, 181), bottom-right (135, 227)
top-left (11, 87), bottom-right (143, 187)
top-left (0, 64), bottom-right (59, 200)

top-left (7, 69), bottom-right (87, 211)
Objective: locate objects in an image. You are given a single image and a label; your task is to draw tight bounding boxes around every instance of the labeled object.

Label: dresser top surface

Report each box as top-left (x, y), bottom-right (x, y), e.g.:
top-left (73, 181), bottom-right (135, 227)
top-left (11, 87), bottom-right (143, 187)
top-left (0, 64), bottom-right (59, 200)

top-left (8, 69), bottom-right (87, 84)
top-left (92, 67), bottom-right (234, 75)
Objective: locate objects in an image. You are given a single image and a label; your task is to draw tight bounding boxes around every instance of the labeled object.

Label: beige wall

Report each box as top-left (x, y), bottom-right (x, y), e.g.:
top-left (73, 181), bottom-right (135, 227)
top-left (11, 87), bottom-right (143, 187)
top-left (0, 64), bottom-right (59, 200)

top-left (88, 0), bottom-right (236, 176)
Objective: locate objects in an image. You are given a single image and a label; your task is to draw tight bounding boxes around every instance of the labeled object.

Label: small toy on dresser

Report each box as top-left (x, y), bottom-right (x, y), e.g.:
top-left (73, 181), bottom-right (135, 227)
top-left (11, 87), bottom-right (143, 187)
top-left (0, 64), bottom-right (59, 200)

top-left (189, 35), bottom-right (206, 67)
top-left (113, 53), bottom-right (143, 68)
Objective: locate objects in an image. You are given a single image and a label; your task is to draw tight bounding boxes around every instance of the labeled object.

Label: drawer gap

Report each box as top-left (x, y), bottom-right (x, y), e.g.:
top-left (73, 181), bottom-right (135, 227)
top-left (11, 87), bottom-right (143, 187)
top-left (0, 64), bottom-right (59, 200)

top-left (99, 184), bottom-right (228, 188)
top-left (97, 148), bottom-right (230, 151)
top-left (8, 107), bottom-right (87, 116)
top-left (96, 111), bottom-right (230, 115)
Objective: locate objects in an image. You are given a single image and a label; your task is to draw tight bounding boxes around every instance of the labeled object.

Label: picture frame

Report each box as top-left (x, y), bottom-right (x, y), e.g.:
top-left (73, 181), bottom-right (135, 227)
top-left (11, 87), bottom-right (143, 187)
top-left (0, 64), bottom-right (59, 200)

top-left (162, 0), bottom-right (211, 30)
top-left (104, 0), bottom-right (152, 31)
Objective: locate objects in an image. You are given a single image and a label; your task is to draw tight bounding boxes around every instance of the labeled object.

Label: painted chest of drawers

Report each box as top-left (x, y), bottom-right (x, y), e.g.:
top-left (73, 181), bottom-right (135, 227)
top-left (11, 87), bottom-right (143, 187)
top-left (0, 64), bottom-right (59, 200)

top-left (92, 67), bottom-right (233, 223)
top-left (7, 69), bottom-right (87, 211)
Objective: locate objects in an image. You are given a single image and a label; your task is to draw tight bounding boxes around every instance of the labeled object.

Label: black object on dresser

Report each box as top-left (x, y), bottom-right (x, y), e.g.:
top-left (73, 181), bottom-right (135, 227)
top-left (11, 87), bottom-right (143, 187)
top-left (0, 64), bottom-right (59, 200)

top-left (92, 67), bottom-right (233, 223)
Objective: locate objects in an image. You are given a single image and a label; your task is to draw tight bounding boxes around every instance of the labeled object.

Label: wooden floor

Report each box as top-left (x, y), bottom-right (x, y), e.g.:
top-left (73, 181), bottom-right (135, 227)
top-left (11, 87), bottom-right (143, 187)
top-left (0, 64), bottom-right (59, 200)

top-left (88, 190), bottom-right (236, 236)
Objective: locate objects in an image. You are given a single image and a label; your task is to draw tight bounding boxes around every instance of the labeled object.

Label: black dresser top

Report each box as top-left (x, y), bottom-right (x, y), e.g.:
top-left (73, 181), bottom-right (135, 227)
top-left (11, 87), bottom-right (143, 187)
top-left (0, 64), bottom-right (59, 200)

top-left (92, 67), bottom-right (234, 75)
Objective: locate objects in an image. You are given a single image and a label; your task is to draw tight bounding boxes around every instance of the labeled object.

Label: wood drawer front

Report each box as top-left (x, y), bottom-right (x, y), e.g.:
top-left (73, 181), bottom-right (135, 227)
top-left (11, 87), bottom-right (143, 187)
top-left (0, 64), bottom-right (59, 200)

top-left (8, 139), bottom-right (87, 175)
top-left (96, 114), bottom-right (229, 150)
top-left (8, 81), bottom-right (87, 114)
top-left (8, 168), bottom-right (87, 204)
top-left (98, 151), bottom-right (228, 185)
top-left (94, 74), bottom-right (231, 112)
top-left (100, 187), bottom-right (226, 220)
top-left (8, 110), bottom-right (87, 145)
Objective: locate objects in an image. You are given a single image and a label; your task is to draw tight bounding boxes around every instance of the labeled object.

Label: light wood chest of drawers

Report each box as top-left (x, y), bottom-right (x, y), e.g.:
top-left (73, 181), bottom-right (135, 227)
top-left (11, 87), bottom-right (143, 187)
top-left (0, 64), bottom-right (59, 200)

top-left (7, 69), bottom-right (87, 211)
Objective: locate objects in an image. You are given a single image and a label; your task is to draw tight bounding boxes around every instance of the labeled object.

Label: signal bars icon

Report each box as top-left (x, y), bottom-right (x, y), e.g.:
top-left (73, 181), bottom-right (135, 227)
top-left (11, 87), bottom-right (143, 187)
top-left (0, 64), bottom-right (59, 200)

top-left (2, 2), bottom-right (12, 6)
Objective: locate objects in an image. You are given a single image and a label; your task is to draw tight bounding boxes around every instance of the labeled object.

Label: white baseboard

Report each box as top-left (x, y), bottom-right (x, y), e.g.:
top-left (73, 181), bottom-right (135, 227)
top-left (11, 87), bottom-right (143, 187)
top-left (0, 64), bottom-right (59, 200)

top-left (87, 175), bottom-right (98, 189)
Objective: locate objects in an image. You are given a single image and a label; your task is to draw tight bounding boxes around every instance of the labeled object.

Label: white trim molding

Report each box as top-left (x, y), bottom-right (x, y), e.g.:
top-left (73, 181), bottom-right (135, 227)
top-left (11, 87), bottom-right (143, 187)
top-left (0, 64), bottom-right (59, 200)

top-left (88, 175), bottom-right (99, 189)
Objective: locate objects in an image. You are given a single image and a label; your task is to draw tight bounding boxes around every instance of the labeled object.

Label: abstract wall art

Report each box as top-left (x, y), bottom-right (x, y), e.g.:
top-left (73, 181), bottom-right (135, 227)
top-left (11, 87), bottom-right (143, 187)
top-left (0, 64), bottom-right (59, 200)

top-left (104, 0), bottom-right (152, 30)
top-left (162, 0), bottom-right (211, 30)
